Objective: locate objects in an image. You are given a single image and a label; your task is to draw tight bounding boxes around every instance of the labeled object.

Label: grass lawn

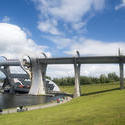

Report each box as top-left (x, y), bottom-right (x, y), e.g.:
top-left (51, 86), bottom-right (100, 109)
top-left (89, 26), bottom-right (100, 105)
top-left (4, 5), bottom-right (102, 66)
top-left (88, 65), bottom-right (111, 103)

top-left (0, 83), bottom-right (125, 125)
top-left (60, 82), bottom-right (120, 94)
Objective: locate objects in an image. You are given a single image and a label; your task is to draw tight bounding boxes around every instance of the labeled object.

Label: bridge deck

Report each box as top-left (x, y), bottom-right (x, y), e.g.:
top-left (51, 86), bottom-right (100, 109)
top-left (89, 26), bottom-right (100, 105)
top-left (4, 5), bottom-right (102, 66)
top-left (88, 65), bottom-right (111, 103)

top-left (0, 55), bottom-right (124, 96)
top-left (38, 56), bottom-right (125, 64)
top-left (1, 56), bottom-right (125, 66)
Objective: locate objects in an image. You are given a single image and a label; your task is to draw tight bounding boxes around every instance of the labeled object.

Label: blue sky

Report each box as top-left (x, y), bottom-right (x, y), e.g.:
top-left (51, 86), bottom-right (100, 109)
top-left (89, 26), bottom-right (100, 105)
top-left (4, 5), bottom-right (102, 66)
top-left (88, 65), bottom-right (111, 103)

top-left (0, 0), bottom-right (125, 77)
top-left (1, 0), bottom-right (125, 57)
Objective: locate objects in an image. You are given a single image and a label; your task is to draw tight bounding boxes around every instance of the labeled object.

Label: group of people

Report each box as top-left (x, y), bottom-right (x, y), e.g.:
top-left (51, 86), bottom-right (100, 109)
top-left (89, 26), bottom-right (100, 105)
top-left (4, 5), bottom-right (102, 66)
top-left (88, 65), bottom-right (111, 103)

top-left (56, 96), bottom-right (70, 103)
top-left (17, 106), bottom-right (28, 112)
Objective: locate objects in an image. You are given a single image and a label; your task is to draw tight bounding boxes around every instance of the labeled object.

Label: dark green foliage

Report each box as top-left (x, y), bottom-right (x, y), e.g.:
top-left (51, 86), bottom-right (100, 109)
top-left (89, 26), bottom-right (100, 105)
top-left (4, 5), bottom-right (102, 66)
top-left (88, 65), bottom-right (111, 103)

top-left (90, 77), bottom-right (100, 84)
top-left (108, 72), bottom-right (119, 82)
top-left (99, 74), bottom-right (109, 83)
top-left (53, 72), bottom-right (120, 86)
top-left (80, 76), bottom-right (93, 85)
top-left (53, 77), bottom-right (74, 86)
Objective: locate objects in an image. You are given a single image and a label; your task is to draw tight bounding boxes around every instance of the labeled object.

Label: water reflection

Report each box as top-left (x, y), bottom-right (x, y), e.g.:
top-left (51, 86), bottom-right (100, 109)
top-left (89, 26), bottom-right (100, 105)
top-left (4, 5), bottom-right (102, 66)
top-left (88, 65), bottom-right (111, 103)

top-left (0, 93), bottom-right (52, 109)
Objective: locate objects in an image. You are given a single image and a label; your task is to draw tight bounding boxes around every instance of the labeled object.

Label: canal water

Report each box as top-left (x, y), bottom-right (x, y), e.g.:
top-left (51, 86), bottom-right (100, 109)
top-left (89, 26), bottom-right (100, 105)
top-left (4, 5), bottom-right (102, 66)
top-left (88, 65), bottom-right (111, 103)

top-left (0, 93), bottom-right (55, 109)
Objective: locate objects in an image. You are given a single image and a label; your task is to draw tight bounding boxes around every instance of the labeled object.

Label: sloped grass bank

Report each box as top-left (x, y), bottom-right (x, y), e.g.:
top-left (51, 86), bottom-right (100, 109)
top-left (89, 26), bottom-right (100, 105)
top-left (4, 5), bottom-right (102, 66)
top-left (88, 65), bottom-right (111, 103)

top-left (60, 82), bottom-right (120, 94)
top-left (0, 83), bottom-right (125, 125)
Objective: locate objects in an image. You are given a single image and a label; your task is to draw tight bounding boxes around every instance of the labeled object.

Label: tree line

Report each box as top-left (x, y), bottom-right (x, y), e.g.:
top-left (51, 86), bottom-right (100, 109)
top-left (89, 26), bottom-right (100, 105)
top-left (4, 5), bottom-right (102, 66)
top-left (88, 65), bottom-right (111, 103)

top-left (48, 72), bottom-right (120, 86)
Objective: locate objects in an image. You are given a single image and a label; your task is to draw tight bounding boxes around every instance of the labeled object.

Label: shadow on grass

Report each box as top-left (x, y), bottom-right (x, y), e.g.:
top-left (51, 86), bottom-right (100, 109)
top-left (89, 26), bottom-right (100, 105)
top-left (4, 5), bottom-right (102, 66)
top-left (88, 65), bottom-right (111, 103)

top-left (81, 87), bottom-right (120, 96)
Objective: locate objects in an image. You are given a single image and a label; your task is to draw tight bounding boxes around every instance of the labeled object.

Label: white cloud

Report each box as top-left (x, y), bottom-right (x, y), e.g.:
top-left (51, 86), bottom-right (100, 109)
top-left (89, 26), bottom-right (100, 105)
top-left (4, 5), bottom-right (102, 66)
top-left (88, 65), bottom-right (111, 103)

top-left (72, 22), bottom-right (86, 30)
top-left (0, 23), bottom-right (51, 59)
top-left (33, 0), bottom-right (105, 34)
top-left (30, 0), bottom-right (125, 78)
top-left (47, 64), bottom-right (121, 78)
top-left (38, 20), bottom-right (60, 35)
top-left (2, 16), bottom-right (10, 23)
top-left (47, 36), bottom-right (73, 49)
top-left (80, 64), bottom-right (119, 77)
top-left (22, 27), bottom-right (32, 37)
top-left (46, 37), bottom-right (125, 78)
top-left (0, 24), bottom-right (122, 78)
top-left (49, 0), bottom-right (105, 22)
top-left (65, 38), bottom-right (125, 56)
top-left (115, 0), bottom-right (125, 10)
top-left (0, 23), bottom-right (52, 76)
top-left (47, 65), bottom-right (74, 78)
top-left (93, 0), bottom-right (105, 10)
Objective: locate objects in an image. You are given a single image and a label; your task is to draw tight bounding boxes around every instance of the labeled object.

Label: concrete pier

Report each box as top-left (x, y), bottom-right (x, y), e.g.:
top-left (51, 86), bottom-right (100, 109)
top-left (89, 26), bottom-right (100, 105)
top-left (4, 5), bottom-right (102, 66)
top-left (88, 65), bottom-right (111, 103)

top-left (29, 58), bottom-right (46, 95)
top-left (119, 63), bottom-right (124, 89)
top-left (74, 51), bottom-right (81, 98)
top-left (74, 63), bottom-right (81, 97)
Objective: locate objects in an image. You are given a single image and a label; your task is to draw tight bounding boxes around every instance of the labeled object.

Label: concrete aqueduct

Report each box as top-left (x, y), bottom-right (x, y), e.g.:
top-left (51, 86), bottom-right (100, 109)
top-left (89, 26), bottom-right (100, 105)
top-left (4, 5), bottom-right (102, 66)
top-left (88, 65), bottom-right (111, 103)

top-left (0, 51), bottom-right (125, 97)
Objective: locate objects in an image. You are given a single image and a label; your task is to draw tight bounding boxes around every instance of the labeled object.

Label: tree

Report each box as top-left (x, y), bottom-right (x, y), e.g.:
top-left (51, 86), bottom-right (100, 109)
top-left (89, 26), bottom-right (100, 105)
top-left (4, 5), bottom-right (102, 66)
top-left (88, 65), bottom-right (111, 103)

top-left (80, 76), bottom-right (93, 85)
top-left (108, 72), bottom-right (119, 82)
top-left (53, 72), bottom-right (119, 86)
top-left (99, 74), bottom-right (109, 83)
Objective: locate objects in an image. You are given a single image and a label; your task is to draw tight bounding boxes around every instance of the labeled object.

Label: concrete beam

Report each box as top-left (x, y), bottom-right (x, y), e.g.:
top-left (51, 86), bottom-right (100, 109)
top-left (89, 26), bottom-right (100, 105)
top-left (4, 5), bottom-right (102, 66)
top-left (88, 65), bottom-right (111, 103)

top-left (38, 56), bottom-right (125, 64)
top-left (1, 56), bottom-right (125, 66)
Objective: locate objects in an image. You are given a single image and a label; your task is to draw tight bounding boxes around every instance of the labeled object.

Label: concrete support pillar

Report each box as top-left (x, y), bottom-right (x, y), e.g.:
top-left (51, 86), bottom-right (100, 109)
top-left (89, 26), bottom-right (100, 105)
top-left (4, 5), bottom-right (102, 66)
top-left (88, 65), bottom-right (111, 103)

top-left (118, 49), bottom-right (124, 89)
top-left (29, 58), bottom-right (47, 95)
top-left (73, 51), bottom-right (81, 98)
top-left (74, 63), bottom-right (81, 97)
top-left (119, 63), bottom-right (124, 89)
top-left (41, 64), bottom-right (47, 92)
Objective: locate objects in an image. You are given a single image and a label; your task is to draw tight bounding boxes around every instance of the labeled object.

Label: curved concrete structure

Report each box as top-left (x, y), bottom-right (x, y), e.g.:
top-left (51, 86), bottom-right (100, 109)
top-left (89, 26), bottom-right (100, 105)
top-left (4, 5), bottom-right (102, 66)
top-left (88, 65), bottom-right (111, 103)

top-left (46, 79), bottom-right (60, 92)
top-left (0, 52), bottom-right (125, 97)
top-left (28, 58), bottom-right (46, 95)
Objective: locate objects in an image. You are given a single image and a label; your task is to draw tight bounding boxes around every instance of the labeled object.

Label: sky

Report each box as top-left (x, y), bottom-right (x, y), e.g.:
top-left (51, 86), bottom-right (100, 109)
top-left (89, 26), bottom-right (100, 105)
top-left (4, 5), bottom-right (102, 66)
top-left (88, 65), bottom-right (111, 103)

top-left (0, 0), bottom-right (125, 78)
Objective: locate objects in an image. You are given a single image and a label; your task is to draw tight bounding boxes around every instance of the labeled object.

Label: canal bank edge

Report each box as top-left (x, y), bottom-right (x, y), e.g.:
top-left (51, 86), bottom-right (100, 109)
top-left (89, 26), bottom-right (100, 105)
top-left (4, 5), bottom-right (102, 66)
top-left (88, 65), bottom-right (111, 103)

top-left (1, 96), bottom-right (72, 115)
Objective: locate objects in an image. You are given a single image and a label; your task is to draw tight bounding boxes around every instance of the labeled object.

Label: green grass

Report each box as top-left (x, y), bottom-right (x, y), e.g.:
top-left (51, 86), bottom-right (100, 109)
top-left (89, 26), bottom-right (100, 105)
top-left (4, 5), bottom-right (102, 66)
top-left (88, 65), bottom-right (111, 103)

top-left (60, 82), bottom-right (120, 94)
top-left (0, 83), bottom-right (125, 125)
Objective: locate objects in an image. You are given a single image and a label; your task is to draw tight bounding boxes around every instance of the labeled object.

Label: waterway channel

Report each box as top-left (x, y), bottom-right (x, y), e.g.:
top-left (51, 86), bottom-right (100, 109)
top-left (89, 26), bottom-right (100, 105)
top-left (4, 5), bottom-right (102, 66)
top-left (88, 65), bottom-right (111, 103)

top-left (0, 93), bottom-right (55, 109)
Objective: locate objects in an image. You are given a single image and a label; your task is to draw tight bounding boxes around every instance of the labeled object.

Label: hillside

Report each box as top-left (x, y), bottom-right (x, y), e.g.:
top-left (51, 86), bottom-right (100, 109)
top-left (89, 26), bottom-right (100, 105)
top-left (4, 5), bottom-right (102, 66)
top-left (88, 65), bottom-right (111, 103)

top-left (0, 83), bottom-right (125, 125)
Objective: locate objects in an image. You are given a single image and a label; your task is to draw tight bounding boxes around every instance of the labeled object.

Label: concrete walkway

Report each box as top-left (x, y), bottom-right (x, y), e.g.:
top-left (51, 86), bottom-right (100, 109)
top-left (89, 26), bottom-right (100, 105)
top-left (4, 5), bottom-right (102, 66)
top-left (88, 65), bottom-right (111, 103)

top-left (1, 97), bottom-right (72, 115)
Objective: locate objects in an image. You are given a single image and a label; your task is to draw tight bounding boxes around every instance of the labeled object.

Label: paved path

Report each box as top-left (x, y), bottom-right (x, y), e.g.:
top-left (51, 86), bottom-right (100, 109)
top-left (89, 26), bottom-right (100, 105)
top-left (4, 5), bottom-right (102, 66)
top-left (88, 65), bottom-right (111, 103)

top-left (1, 97), bottom-right (72, 114)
